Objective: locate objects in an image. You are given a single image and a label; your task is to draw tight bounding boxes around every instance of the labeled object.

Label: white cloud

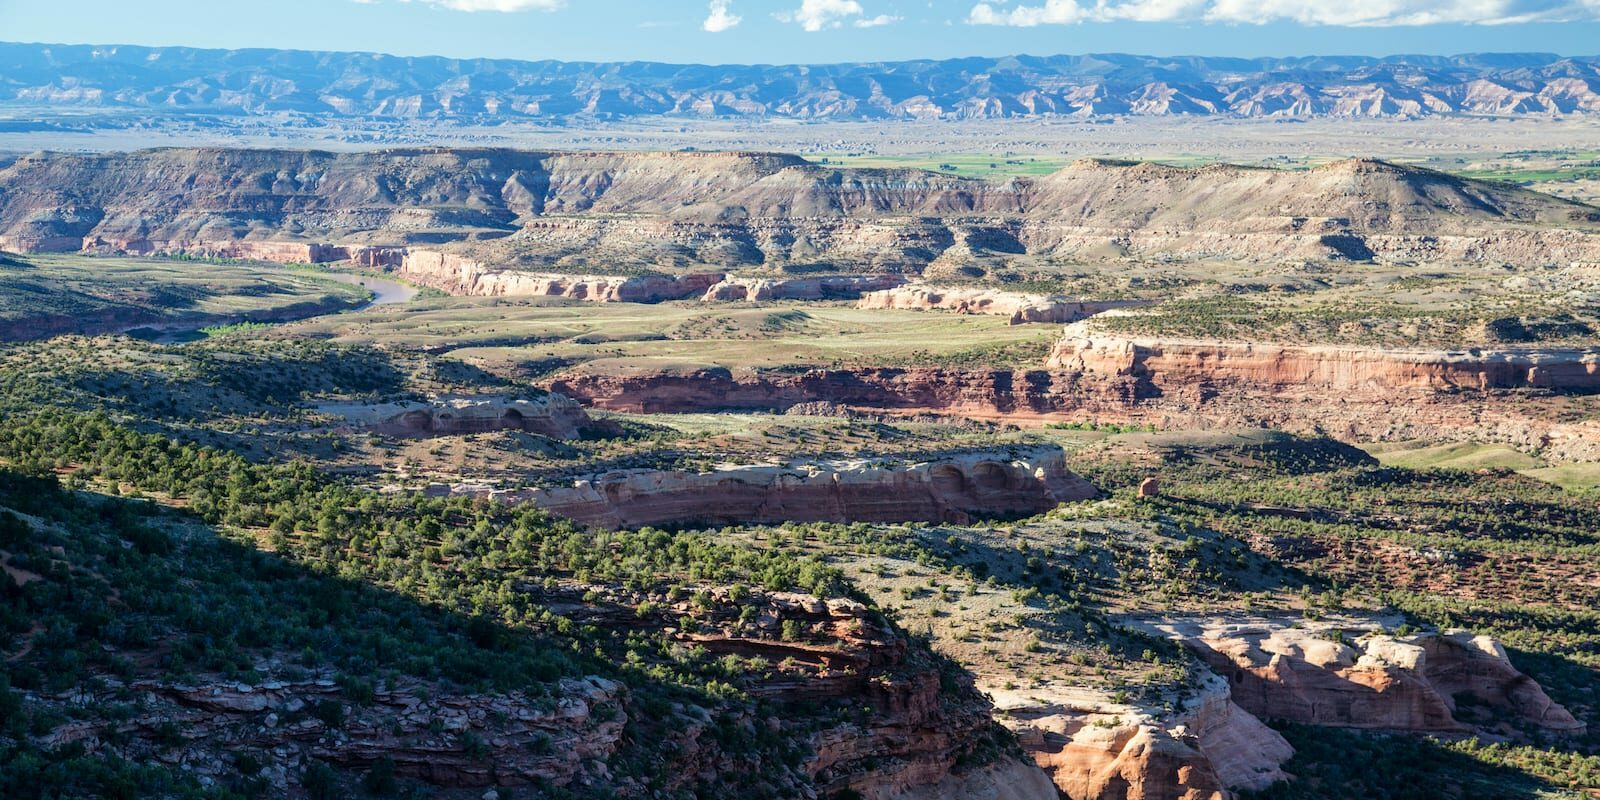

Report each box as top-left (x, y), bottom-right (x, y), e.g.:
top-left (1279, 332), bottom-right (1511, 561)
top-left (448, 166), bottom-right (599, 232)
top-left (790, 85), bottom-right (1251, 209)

top-left (417, 0), bottom-right (564, 11)
top-left (855, 13), bottom-right (903, 26)
top-left (777, 0), bottom-right (866, 31)
top-left (704, 0), bottom-right (743, 31)
top-left (966, 0), bottom-right (1600, 26)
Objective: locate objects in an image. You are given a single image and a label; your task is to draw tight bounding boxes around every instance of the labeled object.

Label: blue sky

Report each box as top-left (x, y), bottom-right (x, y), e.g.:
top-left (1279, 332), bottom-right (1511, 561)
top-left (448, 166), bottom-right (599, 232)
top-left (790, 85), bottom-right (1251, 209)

top-left (3, 0), bottom-right (1598, 63)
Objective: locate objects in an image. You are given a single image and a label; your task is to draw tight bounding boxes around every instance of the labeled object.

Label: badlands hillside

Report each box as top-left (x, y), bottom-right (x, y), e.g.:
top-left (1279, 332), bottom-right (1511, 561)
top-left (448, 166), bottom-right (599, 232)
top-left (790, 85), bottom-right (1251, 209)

top-left (1, 147), bottom-right (1598, 273)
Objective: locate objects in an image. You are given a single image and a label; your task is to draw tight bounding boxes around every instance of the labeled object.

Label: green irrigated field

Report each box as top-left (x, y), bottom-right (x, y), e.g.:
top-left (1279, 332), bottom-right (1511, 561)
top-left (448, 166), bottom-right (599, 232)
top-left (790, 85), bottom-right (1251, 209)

top-left (809, 152), bottom-right (1074, 177)
top-left (1427, 149), bottom-right (1600, 204)
top-left (0, 253), bottom-right (371, 338)
top-left (809, 151), bottom-right (1253, 177)
top-left (287, 298), bottom-right (1060, 372)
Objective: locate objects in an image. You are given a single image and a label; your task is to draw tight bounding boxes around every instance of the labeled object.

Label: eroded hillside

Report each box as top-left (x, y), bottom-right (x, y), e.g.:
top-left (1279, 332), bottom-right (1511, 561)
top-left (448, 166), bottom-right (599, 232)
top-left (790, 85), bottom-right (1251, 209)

top-left (1, 148), bottom-right (1597, 274)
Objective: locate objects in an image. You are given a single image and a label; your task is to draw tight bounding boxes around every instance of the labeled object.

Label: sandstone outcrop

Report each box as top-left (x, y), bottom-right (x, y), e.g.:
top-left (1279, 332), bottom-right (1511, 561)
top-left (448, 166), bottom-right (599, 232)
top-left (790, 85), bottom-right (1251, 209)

top-left (398, 249), bottom-right (726, 302)
top-left (1134, 617), bottom-right (1585, 736)
top-left (2, 149), bottom-right (1596, 272)
top-left (315, 393), bottom-right (593, 439)
top-left (622, 586), bottom-right (1058, 800)
top-left (1047, 327), bottom-right (1600, 395)
top-left (1041, 327), bottom-right (1600, 460)
top-left (436, 445), bottom-right (1096, 529)
top-left (997, 673), bottom-right (1292, 800)
top-left (703, 274), bottom-right (906, 302)
top-left (859, 286), bottom-right (1139, 324)
top-left (545, 351), bottom-right (1600, 464)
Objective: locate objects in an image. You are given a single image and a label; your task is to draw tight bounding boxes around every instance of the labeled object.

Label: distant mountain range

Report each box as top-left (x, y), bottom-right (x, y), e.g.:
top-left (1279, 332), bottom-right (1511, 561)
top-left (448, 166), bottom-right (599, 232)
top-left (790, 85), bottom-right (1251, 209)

top-left (5, 42), bottom-right (1600, 121)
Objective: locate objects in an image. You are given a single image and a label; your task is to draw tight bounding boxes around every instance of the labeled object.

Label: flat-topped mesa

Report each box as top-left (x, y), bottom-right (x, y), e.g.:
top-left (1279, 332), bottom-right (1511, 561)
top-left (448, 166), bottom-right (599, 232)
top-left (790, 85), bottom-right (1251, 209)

top-left (2, 148), bottom-right (1598, 271)
top-left (1134, 617), bottom-right (1585, 737)
top-left (858, 285), bottom-right (1140, 324)
top-left (999, 672), bottom-right (1292, 800)
top-left (448, 445), bottom-right (1095, 529)
top-left (316, 394), bottom-right (593, 439)
top-left (1047, 329), bottom-right (1600, 395)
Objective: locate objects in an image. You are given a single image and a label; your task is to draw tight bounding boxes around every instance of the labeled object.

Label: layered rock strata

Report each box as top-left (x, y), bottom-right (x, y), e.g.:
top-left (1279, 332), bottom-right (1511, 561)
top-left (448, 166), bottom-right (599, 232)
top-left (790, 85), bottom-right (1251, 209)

top-left (703, 274), bottom-right (906, 302)
top-left (548, 323), bottom-right (1600, 462)
top-left (397, 249), bottom-right (727, 302)
top-left (858, 286), bottom-right (1140, 324)
top-left (3, 149), bottom-right (1597, 270)
top-left (433, 446), bottom-right (1096, 529)
top-left (1048, 329), bottom-right (1600, 394)
top-left (315, 394), bottom-right (592, 439)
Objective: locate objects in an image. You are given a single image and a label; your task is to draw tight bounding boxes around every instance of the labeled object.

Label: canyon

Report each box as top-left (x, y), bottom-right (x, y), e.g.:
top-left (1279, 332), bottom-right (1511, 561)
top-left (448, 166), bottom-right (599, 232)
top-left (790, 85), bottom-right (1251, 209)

top-left (544, 324), bottom-right (1600, 463)
top-left (4, 138), bottom-right (1599, 800)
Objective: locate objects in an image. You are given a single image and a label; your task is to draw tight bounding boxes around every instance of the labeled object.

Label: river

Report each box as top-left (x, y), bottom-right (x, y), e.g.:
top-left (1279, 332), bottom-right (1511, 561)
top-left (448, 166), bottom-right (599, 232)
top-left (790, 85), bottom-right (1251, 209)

top-left (314, 270), bottom-right (419, 308)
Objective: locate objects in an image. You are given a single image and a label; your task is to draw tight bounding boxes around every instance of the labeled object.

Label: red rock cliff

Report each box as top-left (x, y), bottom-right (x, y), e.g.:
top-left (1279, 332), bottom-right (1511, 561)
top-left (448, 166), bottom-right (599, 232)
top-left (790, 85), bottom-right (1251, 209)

top-left (1136, 619), bottom-right (1585, 736)
top-left (1048, 331), bottom-right (1600, 395)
